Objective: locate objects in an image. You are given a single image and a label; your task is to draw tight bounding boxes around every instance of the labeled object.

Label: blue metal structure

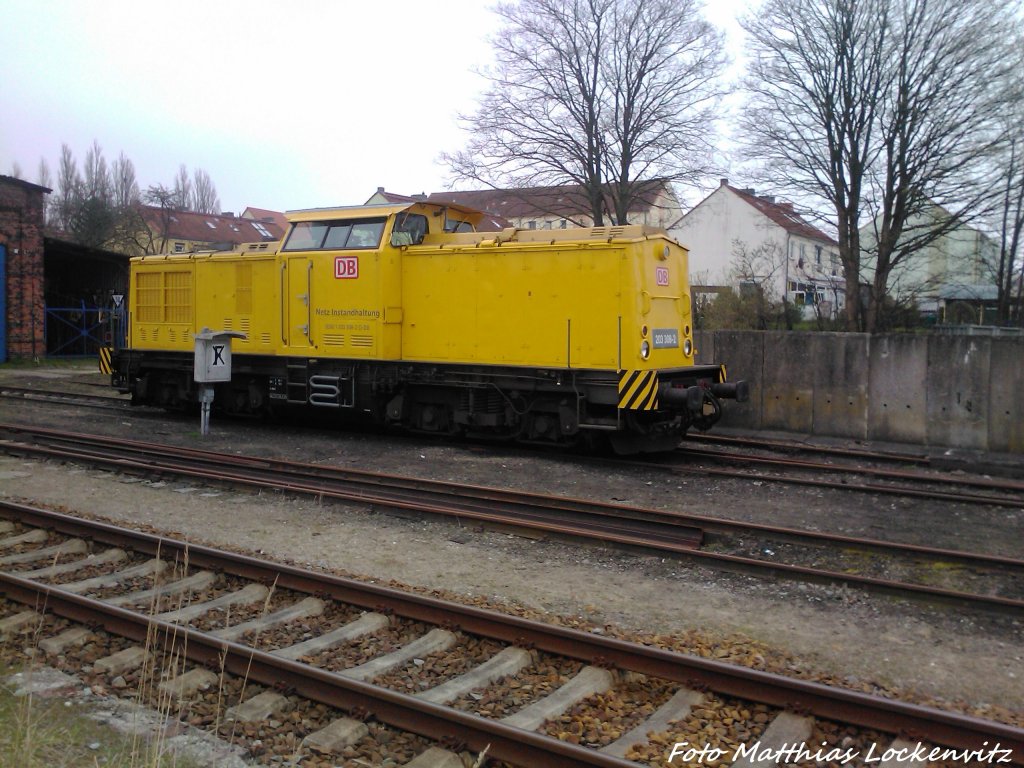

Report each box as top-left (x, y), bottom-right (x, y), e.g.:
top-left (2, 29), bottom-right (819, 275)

top-left (44, 301), bottom-right (108, 357)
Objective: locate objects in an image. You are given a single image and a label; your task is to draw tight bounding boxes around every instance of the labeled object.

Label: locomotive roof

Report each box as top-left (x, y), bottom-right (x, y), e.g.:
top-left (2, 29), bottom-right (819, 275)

top-left (285, 201), bottom-right (484, 224)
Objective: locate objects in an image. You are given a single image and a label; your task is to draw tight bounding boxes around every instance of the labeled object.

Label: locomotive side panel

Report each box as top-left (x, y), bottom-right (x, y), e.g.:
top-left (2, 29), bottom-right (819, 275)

top-left (194, 255), bottom-right (278, 353)
top-left (401, 244), bottom-right (622, 368)
top-left (129, 259), bottom-right (195, 351)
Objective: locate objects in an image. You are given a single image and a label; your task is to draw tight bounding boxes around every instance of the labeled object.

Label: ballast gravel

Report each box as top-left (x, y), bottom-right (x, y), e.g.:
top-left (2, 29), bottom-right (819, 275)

top-left (1, 364), bottom-right (1022, 748)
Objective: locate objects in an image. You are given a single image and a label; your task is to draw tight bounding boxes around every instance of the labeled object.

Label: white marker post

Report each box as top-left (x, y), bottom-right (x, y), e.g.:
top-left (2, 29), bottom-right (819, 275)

top-left (193, 329), bottom-right (247, 435)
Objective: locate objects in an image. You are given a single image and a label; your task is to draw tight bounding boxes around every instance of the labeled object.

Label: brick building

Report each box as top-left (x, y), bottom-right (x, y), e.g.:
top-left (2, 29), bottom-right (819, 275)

top-left (0, 175), bottom-right (50, 361)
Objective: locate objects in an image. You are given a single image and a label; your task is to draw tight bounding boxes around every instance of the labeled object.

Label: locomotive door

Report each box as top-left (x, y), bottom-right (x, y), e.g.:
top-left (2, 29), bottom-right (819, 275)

top-left (283, 256), bottom-right (315, 350)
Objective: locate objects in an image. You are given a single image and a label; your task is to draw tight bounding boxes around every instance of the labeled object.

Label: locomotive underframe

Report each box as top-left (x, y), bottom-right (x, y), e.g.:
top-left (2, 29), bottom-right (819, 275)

top-left (114, 350), bottom-right (727, 451)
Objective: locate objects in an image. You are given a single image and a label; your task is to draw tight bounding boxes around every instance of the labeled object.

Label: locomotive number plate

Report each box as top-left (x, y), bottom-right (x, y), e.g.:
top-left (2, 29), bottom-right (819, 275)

top-left (652, 328), bottom-right (679, 348)
top-left (335, 256), bottom-right (359, 279)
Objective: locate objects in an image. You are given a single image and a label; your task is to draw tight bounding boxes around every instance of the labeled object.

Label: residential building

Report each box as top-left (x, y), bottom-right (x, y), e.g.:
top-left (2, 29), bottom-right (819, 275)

top-left (241, 206), bottom-right (289, 235)
top-left (672, 179), bottom-right (844, 319)
top-left (859, 203), bottom-right (999, 323)
top-left (427, 179), bottom-right (682, 231)
top-left (133, 206), bottom-right (284, 255)
top-left (370, 179), bottom-right (683, 233)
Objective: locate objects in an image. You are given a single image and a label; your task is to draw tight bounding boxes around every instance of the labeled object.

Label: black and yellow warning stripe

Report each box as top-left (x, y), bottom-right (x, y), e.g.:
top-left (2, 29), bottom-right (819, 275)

top-left (98, 346), bottom-right (113, 375)
top-left (618, 369), bottom-right (659, 410)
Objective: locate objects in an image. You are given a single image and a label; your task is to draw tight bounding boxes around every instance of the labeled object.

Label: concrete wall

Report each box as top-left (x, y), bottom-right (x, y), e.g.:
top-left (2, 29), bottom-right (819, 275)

top-left (695, 330), bottom-right (1024, 453)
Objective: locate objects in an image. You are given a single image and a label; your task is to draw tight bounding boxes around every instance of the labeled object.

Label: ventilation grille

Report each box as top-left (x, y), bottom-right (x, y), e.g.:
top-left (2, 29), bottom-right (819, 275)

top-left (323, 334), bottom-right (345, 346)
top-left (350, 335), bottom-right (373, 348)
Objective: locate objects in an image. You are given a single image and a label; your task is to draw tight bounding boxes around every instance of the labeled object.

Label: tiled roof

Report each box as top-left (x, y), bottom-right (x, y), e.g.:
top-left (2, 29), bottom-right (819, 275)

top-left (426, 179), bottom-right (674, 222)
top-left (378, 190), bottom-right (424, 203)
top-left (241, 206), bottom-right (289, 233)
top-left (142, 206), bottom-right (284, 245)
top-left (726, 184), bottom-right (837, 244)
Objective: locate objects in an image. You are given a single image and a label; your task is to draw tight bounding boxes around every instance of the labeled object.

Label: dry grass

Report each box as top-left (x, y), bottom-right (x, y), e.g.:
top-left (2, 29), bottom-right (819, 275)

top-left (0, 665), bottom-right (202, 768)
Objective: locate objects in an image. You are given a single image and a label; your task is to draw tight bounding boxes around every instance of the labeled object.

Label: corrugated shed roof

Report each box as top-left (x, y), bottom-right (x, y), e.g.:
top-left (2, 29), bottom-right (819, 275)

top-left (0, 174), bottom-right (52, 194)
top-left (142, 206), bottom-right (284, 245)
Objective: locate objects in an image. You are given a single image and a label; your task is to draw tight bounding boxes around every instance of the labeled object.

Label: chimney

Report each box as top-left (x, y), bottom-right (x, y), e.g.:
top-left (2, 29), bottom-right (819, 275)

top-left (743, 188), bottom-right (756, 195)
top-left (760, 196), bottom-right (775, 203)
top-left (377, 186), bottom-right (385, 194)
top-left (221, 211), bottom-right (235, 218)
top-left (720, 178), bottom-right (729, 187)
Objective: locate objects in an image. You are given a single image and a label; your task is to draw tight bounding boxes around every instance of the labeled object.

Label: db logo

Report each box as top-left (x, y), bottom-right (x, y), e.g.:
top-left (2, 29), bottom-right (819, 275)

top-left (655, 267), bottom-right (669, 286)
top-left (335, 256), bottom-right (359, 279)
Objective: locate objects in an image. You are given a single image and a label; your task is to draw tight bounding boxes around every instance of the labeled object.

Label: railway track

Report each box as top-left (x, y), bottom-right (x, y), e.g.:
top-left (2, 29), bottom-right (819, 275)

top-left (0, 384), bottom-right (133, 413)
top-left (1, 423), bottom-right (1023, 616)
top-left (1, 500), bottom-right (1021, 766)
top-left (661, 440), bottom-right (1024, 507)
top-left (685, 432), bottom-right (933, 467)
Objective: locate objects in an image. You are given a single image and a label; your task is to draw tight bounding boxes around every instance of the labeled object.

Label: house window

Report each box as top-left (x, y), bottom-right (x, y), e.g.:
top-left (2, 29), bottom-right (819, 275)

top-left (543, 220), bottom-right (552, 229)
top-left (173, 242), bottom-right (185, 253)
top-left (527, 220), bottom-right (536, 230)
top-left (815, 245), bottom-right (822, 265)
top-left (252, 222), bottom-right (272, 238)
top-left (560, 219), bottom-right (567, 229)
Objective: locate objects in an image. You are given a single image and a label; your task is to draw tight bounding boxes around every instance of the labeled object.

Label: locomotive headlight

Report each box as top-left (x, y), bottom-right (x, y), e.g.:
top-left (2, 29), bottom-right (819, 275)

top-left (640, 340), bottom-right (651, 359)
top-left (683, 339), bottom-right (693, 356)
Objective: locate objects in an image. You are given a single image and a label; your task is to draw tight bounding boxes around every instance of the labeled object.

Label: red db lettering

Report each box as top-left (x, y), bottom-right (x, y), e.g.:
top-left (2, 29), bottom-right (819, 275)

top-left (335, 257), bottom-right (359, 279)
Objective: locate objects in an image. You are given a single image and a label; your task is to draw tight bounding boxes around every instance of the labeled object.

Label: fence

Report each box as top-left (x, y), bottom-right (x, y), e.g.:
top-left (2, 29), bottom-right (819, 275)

top-left (44, 303), bottom-right (112, 357)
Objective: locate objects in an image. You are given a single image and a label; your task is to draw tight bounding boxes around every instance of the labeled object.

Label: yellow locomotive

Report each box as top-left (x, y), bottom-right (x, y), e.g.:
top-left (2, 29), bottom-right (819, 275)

top-left (112, 200), bottom-right (747, 452)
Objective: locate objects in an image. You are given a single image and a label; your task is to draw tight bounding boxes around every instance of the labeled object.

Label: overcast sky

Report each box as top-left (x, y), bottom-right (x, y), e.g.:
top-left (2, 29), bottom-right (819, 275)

top-left (1, 0), bottom-right (749, 215)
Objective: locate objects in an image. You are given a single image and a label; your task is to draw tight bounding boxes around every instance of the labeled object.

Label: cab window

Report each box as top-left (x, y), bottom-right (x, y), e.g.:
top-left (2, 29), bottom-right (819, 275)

top-left (284, 218), bottom-right (386, 251)
top-left (391, 213), bottom-right (428, 246)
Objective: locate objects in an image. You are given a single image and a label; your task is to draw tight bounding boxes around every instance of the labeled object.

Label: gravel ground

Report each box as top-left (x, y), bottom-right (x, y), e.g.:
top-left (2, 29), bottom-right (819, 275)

top-left (1, 362), bottom-right (1022, 730)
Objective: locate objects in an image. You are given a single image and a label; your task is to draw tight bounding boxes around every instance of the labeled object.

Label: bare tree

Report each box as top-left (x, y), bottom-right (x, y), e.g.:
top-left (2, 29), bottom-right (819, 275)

top-left (191, 168), bottom-right (221, 215)
top-left (603, 0), bottom-right (725, 223)
top-left (35, 158), bottom-right (53, 225)
top-left (110, 152), bottom-right (140, 211)
top-left (51, 143), bottom-right (82, 232)
top-left (861, 0), bottom-right (1018, 332)
top-left (8, 162), bottom-right (23, 179)
top-left (992, 109), bottom-right (1024, 326)
top-left (742, 0), bottom-right (890, 331)
top-left (741, 0), bottom-right (1019, 332)
top-left (36, 158), bottom-right (52, 190)
top-left (726, 239), bottom-right (795, 329)
top-left (82, 140), bottom-right (111, 203)
top-left (140, 184), bottom-right (177, 254)
top-left (443, 0), bottom-right (725, 226)
top-left (173, 164), bottom-right (193, 211)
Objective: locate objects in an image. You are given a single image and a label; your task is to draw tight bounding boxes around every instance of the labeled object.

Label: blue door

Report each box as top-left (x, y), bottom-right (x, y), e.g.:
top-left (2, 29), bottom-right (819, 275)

top-left (0, 244), bottom-right (6, 362)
